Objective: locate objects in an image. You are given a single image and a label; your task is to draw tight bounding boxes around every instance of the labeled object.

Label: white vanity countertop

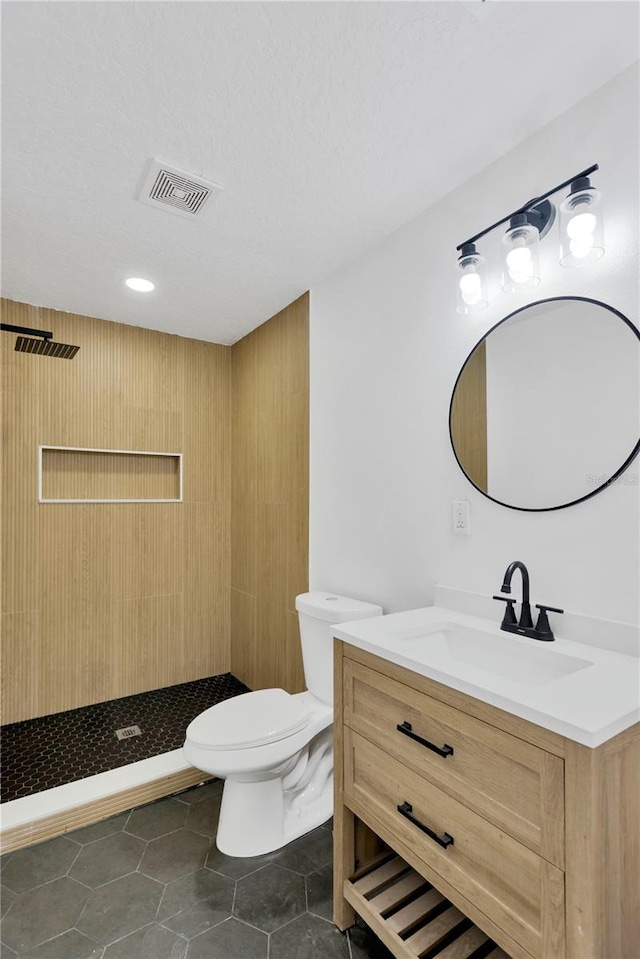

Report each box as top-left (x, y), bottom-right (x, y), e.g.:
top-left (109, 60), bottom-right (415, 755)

top-left (333, 605), bottom-right (640, 747)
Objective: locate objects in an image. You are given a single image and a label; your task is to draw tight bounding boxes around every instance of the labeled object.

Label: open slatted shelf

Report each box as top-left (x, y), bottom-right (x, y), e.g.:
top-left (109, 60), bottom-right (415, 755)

top-left (345, 852), bottom-right (511, 959)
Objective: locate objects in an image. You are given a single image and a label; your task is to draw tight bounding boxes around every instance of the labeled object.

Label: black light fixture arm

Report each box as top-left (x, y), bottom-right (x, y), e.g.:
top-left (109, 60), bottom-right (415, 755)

top-left (1, 323), bottom-right (53, 341)
top-left (456, 163), bottom-right (598, 251)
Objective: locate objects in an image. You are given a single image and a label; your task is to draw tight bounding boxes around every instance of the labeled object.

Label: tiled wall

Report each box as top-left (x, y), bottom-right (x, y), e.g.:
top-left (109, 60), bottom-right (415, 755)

top-left (1, 292), bottom-right (310, 723)
top-left (230, 293), bottom-right (309, 693)
top-left (1, 297), bottom-right (231, 723)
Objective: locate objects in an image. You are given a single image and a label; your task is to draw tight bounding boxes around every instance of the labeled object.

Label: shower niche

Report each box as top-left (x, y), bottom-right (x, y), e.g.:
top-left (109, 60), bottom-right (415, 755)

top-left (39, 445), bottom-right (183, 503)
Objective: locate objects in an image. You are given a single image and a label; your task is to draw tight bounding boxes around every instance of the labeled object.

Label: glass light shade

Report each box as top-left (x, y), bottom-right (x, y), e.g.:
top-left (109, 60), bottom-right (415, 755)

top-left (502, 215), bottom-right (541, 292)
top-left (456, 245), bottom-right (488, 314)
top-left (559, 182), bottom-right (604, 267)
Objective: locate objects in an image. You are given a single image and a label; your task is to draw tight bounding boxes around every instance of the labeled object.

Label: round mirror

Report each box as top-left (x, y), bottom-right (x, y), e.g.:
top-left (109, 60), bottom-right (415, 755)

top-left (449, 297), bottom-right (640, 511)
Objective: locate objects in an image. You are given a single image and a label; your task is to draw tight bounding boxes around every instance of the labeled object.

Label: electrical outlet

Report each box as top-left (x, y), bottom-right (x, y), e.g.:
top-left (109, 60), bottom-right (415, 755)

top-left (452, 500), bottom-right (470, 535)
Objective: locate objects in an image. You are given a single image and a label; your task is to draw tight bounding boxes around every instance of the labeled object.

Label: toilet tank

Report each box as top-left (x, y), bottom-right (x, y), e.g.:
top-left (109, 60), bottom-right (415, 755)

top-left (295, 592), bottom-right (383, 705)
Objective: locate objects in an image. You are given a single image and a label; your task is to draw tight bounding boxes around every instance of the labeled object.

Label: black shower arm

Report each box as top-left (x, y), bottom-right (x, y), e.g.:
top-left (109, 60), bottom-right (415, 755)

top-left (1, 323), bottom-right (53, 340)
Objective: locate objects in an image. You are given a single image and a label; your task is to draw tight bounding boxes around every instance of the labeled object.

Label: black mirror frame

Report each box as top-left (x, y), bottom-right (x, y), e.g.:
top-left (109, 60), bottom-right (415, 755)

top-left (449, 295), bottom-right (640, 512)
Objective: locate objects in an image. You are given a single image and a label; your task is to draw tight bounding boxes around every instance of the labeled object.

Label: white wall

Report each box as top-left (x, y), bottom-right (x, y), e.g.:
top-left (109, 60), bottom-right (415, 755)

top-left (310, 64), bottom-right (640, 625)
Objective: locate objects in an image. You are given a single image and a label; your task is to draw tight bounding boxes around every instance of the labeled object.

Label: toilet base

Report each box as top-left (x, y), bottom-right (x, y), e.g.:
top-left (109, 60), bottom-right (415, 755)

top-left (216, 778), bottom-right (332, 857)
top-left (215, 726), bottom-right (333, 857)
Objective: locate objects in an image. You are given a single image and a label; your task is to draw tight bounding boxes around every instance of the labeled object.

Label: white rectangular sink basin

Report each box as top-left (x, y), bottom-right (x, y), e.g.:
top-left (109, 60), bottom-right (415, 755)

top-left (393, 622), bottom-right (592, 686)
top-left (332, 605), bottom-right (640, 746)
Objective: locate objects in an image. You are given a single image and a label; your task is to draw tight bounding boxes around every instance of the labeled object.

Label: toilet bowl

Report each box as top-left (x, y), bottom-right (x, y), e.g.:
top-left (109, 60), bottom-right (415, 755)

top-left (183, 591), bottom-right (382, 857)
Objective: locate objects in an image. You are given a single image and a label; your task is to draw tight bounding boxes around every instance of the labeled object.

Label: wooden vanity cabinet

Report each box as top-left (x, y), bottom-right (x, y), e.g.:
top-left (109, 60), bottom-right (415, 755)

top-left (333, 640), bottom-right (640, 959)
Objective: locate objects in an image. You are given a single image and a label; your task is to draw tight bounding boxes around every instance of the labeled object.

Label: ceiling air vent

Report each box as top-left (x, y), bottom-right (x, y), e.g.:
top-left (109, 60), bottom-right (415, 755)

top-left (135, 159), bottom-right (222, 219)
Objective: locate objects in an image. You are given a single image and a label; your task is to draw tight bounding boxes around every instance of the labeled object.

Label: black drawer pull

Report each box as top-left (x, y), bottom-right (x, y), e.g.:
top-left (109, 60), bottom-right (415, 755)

top-left (397, 801), bottom-right (454, 849)
top-left (396, 721), bottom-right (454, 758)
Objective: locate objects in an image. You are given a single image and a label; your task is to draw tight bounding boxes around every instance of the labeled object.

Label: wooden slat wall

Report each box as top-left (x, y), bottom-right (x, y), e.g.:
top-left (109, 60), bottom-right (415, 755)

top-left (1, 291), bottom-right (309, 723)
top-left (1, 298), bottom-right (230, 723)
top-left (230, 293), bottom-right (309, 693)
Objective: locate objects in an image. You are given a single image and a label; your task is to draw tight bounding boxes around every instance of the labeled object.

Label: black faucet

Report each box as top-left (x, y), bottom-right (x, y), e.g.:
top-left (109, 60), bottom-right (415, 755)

top-left (493, 561), bottom-right (564, 641)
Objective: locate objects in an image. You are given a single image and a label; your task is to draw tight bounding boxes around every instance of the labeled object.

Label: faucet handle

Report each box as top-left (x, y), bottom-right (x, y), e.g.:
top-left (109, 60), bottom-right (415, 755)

top-left (534, 604), bottom-right (564, 641)
top-left (493, 595), bottom-right (518, 628)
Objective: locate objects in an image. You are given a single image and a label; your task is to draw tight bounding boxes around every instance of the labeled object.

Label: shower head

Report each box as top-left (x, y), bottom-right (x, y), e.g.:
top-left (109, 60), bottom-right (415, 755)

top-left (1, 322), bottom-right (80, 359)
top-left (14, 336), bottom-right (80, 359)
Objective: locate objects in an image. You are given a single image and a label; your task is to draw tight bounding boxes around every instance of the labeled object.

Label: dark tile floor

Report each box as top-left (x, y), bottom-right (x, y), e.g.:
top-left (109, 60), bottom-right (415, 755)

top-left (1, 675), bottom-right (250, 802)
top-left (0, 781), bottom-right (392, 959)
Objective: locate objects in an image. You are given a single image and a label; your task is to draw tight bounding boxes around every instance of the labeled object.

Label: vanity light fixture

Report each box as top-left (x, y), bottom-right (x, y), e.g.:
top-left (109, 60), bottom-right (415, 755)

top-left (455, 163), bottom-right (603, 313)
top-left (125, 277), bottom-right (155, 292)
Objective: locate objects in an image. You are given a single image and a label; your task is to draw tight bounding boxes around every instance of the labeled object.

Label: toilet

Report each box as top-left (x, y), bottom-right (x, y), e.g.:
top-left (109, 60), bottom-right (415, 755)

top-left (183, 591), bottom-right (382, 857)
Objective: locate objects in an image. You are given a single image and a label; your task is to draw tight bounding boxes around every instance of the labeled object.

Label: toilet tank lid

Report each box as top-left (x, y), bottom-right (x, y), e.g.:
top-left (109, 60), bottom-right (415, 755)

top-left (295, 591), bottom-right (383, 623)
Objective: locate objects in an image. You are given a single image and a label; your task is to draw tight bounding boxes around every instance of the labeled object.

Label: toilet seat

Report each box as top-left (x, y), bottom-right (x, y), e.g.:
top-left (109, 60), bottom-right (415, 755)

top-left (186, 688), bottom-right (311, 751)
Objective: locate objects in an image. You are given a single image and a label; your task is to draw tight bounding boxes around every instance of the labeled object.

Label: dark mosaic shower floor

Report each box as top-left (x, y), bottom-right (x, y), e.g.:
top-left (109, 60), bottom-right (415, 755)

top-left (1, 674), bottom-right (250, 803)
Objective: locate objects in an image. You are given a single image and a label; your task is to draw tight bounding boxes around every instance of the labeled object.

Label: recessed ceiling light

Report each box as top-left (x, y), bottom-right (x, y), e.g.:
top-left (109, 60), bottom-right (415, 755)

top-left (125, 277), bottom-right (155, 292)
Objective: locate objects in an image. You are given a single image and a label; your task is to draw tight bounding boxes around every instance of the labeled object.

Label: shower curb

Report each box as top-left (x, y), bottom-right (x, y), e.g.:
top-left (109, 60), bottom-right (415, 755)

top-left (0, 753), bottom-right (212, 854)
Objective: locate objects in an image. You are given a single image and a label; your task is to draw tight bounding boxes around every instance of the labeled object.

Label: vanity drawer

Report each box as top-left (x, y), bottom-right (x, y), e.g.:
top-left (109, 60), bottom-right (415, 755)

top-left (344, 728), bottom-right (565, 959)
top-left (343, 657), bottom-right (564, 866)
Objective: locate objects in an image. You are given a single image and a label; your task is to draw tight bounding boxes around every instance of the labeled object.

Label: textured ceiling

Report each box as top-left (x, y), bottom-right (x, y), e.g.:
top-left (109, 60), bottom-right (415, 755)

top-left (2, 1), bottom-right (638, 344)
